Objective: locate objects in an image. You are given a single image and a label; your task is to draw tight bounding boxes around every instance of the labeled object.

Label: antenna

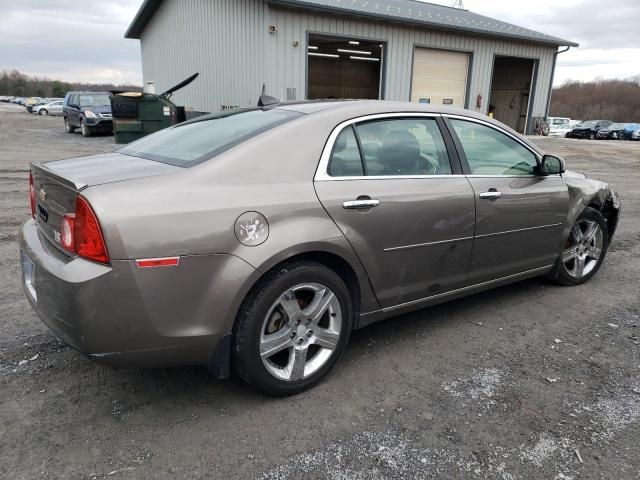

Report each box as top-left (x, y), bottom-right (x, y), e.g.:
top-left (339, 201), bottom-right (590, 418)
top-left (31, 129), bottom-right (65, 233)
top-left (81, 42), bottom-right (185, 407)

top-left (452, 0), bottom-right (464, 8)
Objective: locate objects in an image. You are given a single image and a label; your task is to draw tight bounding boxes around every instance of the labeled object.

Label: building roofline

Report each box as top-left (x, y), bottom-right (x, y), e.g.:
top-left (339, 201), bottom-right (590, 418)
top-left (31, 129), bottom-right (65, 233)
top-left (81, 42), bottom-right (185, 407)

top-left (125, 0), bottom-right (163, 39)
top-left (125, 0), bottom-right (578, 48)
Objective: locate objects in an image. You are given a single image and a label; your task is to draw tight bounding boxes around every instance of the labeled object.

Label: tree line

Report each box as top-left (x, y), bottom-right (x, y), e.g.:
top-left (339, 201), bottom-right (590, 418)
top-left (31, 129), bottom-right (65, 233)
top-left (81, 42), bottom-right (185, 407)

top-left (550, 78), bottom-right (640, 122)
top-left (0, 69), bottom-right (141, 98)
top-left (3, 68), bottom-right (639, 122)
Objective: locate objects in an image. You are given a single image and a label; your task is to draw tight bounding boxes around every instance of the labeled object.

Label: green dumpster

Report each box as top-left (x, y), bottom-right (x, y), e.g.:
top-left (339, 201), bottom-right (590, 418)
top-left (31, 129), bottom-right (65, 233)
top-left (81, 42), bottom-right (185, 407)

top-left (110, 73), bottom-right (199, 144)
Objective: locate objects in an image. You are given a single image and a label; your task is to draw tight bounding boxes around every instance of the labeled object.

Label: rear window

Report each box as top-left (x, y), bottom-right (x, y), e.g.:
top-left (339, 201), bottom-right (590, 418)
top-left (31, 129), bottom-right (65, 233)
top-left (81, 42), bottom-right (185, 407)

top-left (118, 109), bottom-right (303, 167)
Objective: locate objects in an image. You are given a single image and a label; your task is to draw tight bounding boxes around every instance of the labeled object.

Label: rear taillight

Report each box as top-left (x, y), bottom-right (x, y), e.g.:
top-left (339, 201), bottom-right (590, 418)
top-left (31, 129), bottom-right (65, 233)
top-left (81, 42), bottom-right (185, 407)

top-left (59, 196), bottom-right (109, 264)
top-left (29, 172), bottom-right (36, 218)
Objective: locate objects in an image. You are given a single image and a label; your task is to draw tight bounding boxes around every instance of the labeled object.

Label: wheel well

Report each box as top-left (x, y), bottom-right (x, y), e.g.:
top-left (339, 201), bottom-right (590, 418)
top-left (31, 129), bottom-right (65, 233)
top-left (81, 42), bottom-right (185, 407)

top-left (263, 252), bottom-right (362, 328)
top-left (587, 201), bottom-right (619, 241)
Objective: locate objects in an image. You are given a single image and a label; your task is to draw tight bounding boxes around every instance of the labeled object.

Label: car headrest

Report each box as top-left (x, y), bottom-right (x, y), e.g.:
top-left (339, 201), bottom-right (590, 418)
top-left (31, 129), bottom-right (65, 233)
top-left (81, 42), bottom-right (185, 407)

top-left (379, 131), bottom-right (421, 171)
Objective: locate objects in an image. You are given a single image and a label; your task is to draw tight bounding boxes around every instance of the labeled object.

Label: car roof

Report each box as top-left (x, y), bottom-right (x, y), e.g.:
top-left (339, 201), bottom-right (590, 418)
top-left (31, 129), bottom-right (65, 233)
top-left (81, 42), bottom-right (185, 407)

top-left (184, 99), bottom-right (544, 156)
top-left (275, 99), bottom-right (481, 118)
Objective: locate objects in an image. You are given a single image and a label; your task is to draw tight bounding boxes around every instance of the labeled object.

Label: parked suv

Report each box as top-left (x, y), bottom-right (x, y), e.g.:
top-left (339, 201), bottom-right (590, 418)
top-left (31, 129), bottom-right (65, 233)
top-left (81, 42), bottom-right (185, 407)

top-left (566, 120), bottom-right (612, 139)
top-left (63, 91), bottom-right (113, 137)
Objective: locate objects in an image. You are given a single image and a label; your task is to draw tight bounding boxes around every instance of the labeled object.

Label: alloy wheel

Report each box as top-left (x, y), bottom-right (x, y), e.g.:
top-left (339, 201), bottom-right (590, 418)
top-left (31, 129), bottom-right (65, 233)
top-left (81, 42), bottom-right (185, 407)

top-left (562, 219), bottom-right (604, 279)
top-left (259, 282), bottom-right (342, 382)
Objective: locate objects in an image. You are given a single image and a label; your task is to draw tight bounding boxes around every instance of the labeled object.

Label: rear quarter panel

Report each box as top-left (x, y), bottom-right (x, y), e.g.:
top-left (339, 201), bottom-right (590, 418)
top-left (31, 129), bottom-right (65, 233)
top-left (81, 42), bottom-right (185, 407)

top-left (83, 111), bottom-right (381, 316)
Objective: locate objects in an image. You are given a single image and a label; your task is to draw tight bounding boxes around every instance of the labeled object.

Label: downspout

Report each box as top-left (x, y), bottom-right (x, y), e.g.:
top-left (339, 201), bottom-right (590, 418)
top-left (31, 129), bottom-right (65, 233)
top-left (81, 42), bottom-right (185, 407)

top-left (545, 46), bottom-right (570, 118)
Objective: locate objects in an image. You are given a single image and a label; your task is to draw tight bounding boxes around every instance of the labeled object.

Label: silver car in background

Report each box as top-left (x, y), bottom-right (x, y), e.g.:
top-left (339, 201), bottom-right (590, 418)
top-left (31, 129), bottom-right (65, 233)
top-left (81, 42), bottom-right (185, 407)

top-left (33, 100), bottom-right (64, 116)
top-left (20, 100), bottom-right (621, 396)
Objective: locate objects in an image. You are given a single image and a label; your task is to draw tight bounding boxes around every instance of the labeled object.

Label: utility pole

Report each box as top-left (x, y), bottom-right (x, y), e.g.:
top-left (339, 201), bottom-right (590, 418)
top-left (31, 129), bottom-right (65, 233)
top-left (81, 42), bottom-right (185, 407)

top-left (452, 0), bottom-right (465, 8)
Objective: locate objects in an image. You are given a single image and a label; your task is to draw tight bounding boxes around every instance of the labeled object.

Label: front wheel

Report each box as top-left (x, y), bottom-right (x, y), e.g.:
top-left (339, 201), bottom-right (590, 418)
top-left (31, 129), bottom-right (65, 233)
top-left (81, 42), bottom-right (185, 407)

top-left (589, 132), bottom-right (596, 139)
top-left (232, 261), bottom-right (353, 396)
top-left (38, 108), bottom-right (48, 116)
top-left (80, 119), bottom-right (91, 137)
top-left (547, 207), bottom-right (608, 286)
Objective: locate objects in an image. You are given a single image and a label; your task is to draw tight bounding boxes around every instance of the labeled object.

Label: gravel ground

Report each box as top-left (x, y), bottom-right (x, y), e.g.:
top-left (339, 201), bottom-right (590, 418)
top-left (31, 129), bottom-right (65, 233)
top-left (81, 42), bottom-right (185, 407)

top-left (1, 102), bottom-right (639, 480)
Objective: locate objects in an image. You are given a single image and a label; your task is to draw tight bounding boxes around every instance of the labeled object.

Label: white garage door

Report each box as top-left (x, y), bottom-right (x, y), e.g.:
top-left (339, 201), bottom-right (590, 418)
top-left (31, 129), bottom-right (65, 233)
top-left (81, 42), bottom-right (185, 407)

top-left (411, 48), bottom-right (469, 108)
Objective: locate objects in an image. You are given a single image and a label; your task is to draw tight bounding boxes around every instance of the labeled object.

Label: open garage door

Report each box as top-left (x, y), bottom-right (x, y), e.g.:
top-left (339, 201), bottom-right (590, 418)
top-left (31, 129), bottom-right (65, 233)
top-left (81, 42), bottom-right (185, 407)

top-left (307, 34), bottom-right (384, 100)
top-left (411, 48), bottom-right (469, 107)
top-left (488, 57), bottom-right (535, 134)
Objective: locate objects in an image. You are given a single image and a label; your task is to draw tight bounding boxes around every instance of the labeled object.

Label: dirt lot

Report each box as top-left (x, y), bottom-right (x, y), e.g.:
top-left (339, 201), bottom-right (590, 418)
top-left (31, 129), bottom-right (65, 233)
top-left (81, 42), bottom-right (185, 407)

top-left (1, 102), bottom-right (639, 480)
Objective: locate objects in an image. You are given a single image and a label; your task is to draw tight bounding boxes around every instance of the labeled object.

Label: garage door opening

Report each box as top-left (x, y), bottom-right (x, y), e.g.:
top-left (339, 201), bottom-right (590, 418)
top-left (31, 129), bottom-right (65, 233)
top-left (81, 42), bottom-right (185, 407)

top-left (307, 34), bottom-right (384, 100)
top-left (411, 47), bottom-right (470, 108)
top-left (488, 57), bottom-right (536, 134)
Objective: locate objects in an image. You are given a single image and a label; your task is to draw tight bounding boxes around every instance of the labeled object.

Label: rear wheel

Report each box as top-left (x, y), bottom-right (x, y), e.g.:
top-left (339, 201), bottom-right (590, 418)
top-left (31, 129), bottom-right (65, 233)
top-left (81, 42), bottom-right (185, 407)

top-left (38, 108), bottom-right (48, 115)
top-left (232, 261), bottom-right (353, 396)
top-left (547, 208), bottom-right (608, 286)
top-left (589, 132), bottom-right (596, 139)
top-left (64, 117), bottom-right (75, 133)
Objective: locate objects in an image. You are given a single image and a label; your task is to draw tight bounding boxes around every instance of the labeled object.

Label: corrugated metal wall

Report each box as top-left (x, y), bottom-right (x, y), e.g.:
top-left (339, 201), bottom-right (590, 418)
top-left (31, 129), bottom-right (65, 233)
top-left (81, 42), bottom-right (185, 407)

top-left (139, 0), bottom-right (557, 127)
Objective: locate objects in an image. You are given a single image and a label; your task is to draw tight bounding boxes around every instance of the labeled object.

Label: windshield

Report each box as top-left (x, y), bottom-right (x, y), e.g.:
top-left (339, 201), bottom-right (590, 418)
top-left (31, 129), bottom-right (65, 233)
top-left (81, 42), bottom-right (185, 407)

top-left (609, 123), bottom-right (625, 129)
top-left (79, 94), bottom-right (111, 107)
top-left (551, 118), bottom-right (569, 125)
top-left (118, 108), bottom-right (303, 167)
top-left (579, 121), bottom-right (597, 128)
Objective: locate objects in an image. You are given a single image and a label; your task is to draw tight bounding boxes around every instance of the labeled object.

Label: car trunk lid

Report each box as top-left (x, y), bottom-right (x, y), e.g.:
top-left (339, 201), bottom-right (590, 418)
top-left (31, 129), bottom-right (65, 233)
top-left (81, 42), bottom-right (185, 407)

top-left (31, 153), bottom-right (181, 251)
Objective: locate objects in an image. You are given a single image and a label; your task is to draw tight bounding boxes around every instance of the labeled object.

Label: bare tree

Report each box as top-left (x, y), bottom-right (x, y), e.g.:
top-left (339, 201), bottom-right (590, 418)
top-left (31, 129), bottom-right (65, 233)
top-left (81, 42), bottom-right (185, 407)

top-left (551, 79), bottom-right (640, 122)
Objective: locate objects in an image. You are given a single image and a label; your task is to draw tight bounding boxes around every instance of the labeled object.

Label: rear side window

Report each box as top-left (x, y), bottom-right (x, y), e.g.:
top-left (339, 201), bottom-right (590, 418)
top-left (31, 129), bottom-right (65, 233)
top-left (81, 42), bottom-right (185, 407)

top-left (118, 109), bottom-right (303, 167)
top-left (449, 119), bottom-right (538, 175)
top-left (357, 118), bottom-right (452, 176)
top-left (327, 117), bottom-right (452, 177)
top-left (328, 127), bottom-right (364, 177)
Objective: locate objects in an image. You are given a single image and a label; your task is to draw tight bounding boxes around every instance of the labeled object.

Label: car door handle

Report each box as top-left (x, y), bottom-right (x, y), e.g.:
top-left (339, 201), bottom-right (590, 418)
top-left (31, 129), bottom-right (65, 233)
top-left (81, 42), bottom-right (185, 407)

top-left (479, 191), bottom-right (502, 200)
top-left (342, 199), bottom-right (380, 209)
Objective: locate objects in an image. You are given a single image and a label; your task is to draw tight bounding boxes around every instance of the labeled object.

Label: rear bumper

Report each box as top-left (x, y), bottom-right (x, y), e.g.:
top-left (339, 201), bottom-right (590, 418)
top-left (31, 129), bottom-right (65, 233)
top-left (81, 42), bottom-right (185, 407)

top-left (19, 219), bottom-right (257, 369)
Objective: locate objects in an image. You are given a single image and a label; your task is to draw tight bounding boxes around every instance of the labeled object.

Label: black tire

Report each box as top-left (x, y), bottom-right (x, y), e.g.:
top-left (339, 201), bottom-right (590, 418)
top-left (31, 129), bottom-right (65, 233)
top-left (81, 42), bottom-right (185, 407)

top-left (589, 132), bottom-right (595, 140)
top-left (81, 119), bottom-right (91, 137)
top-left (541, 123), bottom-right (550, 136)
top-left (64, 117), bottom-right (75, 133)
top-left (232, 261), bottom-right (353, 396)
top-left (546, 207), bottom-right (609, 286)
top-left (38, 108), bottom-right (48, 116)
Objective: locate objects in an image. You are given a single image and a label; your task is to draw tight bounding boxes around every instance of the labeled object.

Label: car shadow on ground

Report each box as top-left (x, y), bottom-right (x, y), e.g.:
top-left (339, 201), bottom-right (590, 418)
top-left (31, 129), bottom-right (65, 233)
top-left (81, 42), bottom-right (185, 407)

top-left (74, 277), bottom-right (547, 408)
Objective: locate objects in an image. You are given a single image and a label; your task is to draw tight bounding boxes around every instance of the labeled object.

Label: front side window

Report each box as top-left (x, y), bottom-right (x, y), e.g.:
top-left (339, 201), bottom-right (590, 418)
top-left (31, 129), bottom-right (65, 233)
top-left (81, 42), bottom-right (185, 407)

top-left (449, 120), bottom-right (538, 175)
top-left (119, 109), bottom-right (303, 167)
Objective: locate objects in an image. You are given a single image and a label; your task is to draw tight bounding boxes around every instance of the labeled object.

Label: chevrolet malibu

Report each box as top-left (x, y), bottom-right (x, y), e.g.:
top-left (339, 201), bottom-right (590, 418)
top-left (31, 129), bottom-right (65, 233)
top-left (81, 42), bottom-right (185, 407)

top-left (20, 100), bottom-right (621, 396)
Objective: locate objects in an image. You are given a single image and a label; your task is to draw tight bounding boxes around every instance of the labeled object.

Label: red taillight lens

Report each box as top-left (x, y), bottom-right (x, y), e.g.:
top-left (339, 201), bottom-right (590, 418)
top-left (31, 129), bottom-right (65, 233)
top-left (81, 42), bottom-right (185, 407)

top-left (59, 196), bottom-right (109, 264)
top-left (29, 172), bottom-right (36, 218)
top-left (74, 196), bottom-right (109, 264)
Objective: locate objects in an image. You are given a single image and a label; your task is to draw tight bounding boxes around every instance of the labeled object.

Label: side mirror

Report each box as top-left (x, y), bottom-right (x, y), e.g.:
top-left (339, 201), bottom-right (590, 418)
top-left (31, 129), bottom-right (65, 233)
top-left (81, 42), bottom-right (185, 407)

top-left (540, 154), bottom-right (566, 175)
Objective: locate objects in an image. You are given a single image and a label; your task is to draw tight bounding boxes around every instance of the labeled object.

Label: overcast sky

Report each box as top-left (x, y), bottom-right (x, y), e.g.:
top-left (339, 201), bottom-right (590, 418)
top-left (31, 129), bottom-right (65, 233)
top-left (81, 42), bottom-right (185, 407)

top-left (0, 0), bottom-right (638, 86)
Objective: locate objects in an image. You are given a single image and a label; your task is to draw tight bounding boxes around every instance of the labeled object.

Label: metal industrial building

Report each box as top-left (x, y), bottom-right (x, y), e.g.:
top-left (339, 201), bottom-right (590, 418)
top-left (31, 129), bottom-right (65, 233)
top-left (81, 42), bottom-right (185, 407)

top-left (125, 0), bottom-right (577, 134)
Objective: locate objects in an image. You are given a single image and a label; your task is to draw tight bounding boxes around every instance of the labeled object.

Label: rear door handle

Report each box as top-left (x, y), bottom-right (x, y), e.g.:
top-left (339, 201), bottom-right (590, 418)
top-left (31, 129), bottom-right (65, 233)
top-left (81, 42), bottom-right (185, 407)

top-left (342, 199), bottom-right (380, 209)
top-left (479, 191), bottom-right (502, 200)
